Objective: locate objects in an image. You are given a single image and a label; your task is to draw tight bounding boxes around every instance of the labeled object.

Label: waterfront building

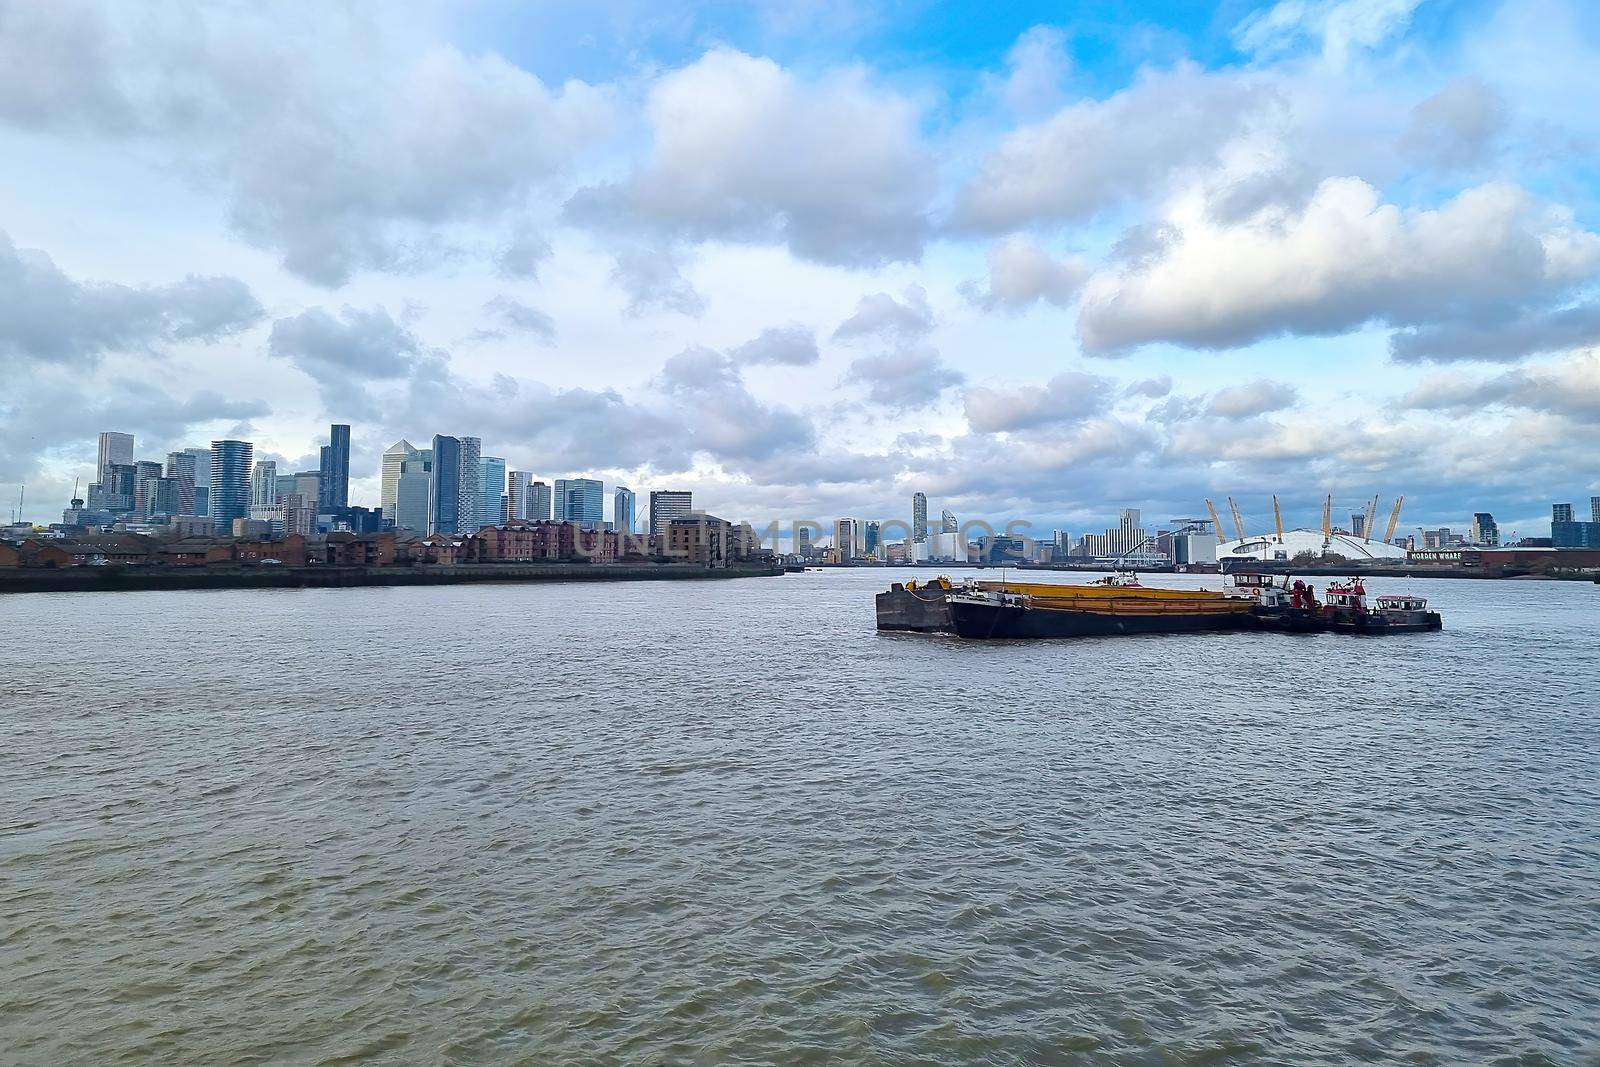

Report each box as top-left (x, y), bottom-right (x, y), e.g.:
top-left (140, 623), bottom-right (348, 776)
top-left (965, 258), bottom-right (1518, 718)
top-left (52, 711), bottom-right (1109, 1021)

top-left (480, 456), bottom-right (507, 529)
top-left (429, 435), bottom-right (462, 535)
top-left (555, 478), bottom-right (604, 528)
top-left (209, 440), bottom-right (254, 529)
top-left (97, 432), bottom-right (134, 482)
top-left (864, 520), bottom-right (881, 556)
top-left (1470, 513), bottom-right (1499, 546)
top-left (143, 477), bottom-right (181, 519)
top-left (1592, 497), bottom-right (1600, 524)
top-left (250, 461), bottom-right (278, 509)
top-left (458, 437), bottom-right (483, 533)
top-left (941, 509), bottom-right (958, 533)
top-left (1553, 503), bottom-right (1574, 524)
top-left (649, 490), bottom-right (692, 536)
top-left (318, 424), bottom-right (350, 512)
top-left (666, 513), bottom-right (738, 567)
top-left (1119, 508), bottom-right (1145, 555)
top-left (507, 471), bottom-right (534, 521)
top-left (614, 486), bottom-right (636, 535)
top-left (280, 492), bottom-right (315, 537)
top-left (381, 440), bottom-right (417, 521)
top-left (912, 493), bottom-right (928, 543)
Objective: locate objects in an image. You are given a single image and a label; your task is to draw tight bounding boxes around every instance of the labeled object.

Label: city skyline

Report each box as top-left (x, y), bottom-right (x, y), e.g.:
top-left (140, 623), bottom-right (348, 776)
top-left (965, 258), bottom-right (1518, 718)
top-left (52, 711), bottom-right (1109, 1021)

top-left (4, 2), bottom-right (1599, 533)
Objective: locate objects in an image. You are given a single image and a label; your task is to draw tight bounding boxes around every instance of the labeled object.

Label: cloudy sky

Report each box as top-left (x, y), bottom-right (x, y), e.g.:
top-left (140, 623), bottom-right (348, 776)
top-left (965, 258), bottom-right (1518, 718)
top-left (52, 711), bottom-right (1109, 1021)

top-left (3, 0), bottom-right (1598, 539)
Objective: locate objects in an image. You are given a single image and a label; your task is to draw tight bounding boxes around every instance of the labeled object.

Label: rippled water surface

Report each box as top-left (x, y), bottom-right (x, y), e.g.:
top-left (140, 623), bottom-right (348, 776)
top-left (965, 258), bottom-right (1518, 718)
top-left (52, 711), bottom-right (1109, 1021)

top-left (3, 570), bottom-right (1599, 1065)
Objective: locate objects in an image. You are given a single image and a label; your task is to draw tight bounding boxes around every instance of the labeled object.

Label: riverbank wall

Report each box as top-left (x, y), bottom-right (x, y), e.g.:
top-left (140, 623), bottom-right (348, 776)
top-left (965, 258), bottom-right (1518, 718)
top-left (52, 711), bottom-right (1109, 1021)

top-left (0, 562), bottom-right (786, 594)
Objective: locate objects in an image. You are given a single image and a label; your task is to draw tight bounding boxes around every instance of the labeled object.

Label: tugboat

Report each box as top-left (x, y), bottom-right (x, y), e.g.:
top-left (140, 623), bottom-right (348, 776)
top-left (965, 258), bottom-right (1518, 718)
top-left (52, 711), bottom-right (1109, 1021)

top-left (1232, 573), bottom-right (1328, 632)
top-left (1321, 579), bottom-right (1442, 633)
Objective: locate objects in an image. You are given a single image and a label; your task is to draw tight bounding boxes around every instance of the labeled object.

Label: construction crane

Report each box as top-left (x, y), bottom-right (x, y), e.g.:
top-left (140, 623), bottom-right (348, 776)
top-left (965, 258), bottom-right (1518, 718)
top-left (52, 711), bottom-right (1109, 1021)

top-left (1384, 496), bottom-right (1404, 543)
top-left (1204, 499), bottom-right (1227, 544)
top-left (1272, 495), bottom-right (1285, 543)
top-left (1226, 496), bottom-right (1247, 542)
top-left (1362, 496), bottom-right (1379, 542)
top-left (1321, 494), bottom-right (1333, 546)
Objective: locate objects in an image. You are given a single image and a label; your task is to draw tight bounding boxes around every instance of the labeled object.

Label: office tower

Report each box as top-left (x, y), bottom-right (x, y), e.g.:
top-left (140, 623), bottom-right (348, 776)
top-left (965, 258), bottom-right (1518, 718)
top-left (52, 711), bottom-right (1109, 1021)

top-left (144, 477), bottom-right (180, 518)
top-left (526, 480), bottom-right (552, 522)
top-left (1118, 508), bottom-right (1144, 554)
top-left (1350, 512), bottom-right (1367, 539)
top-left (864, 520), bottom-right (881, 555)
top-left (456, 437), bottom-right (482, 533)
top-left (1553, 503), bottom-right (1574, 524)
top-left (797, 525), bottom-right (814, 553)
top-left (97, 432), bottom-right (134, 482)
top-left (941, 509), bottom-right (958, 533)
top-left (507, 471), bottom-right (535, 520)
top-left (209, 440), bottom-right (254, 529)
top-left (555, 478), bottom-right (604, 527)
top-left (100, 463), bottom-right (136, 512)
top-left (281, 492), bottom-right (315, 537)
top-left (1470, 513), bottom-right (1498, 546)
top-left (165, 451), bottom-right (197, 515)
top-left (178, 447), bottom-right (211, 516)
top-left (394, 456), bottom-right (433, 532)
top-left (250, 460), bottom-right (278, 508)
top-left (649, 490), bottom-right (692, 536)
top-left (912, 492), bottom-right (928, 543)
top-left (381, 440), bottom-right (418, 520)
top-left (836, 518), bottom-right (864, 559)
top-left (480, 456), bottom-right (506, 529)
top-left (429, 435), bottom-right (462, 535)
top-left (614, 486), bottom-right (636, 534)
top-left (319, 424), bottom-right (350, 511)
top-left (132, 460), bottom-right (163, 515)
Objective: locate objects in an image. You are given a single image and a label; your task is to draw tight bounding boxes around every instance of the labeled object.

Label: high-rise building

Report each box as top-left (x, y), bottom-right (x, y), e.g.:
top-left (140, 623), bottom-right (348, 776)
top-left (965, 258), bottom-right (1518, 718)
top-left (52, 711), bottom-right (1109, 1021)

top-left (507, 471), bottom-right (535, 520)
top-left (381, 440), bottom-right (418, 521)
top-left (1553, 503), bottom-right (1574, 524)
top-left (250, 460), bottom-right (278, 509)
top-left (649, 490), bottom-right (692, 536)
top-left (1350, 512), bottom-right (1367, 539)
top-left (315, 424), bottom-right (350, 511)
top-left (132, 460), bottom-right (163, 516)
top-left (209, 440), bottom-right (254, 529)
top-left (526, 480), bottom-right (552, 522)
top-left (1591, 497), bottom-right (1600, 525)
top-left (1470, 512), bottom-right (1499, 546)
top-left (614, 486), bottom-right (636, 534)
top-left (555, 478), bottom-right (604, 528)
top-left (1118, 508), bottom-right (1145, 555)
top-left (836, 518), bottom-right (864, 560)
top-left (480, 456), bottom-right (506, 529)
top-left (183, 447), bottom-right (212, 516)
top-left (394, 456), bottom-right (433, 532)
top-left (457, 437), bottom-right (483, 533)
top-left (430, 435), bottom-right (462, 535)
top-left (864, 520), bottom-right (881, 555)
top-left (144, 477), bottom-right (181, 519)
top-left (912, 492), bottom-right (928, 543)
top-left (940, 509), bottom-right (958, 533)
top-left (165, 451), bottom-right (198, 515)
top-left (97, 432), bottom-right (134, 482)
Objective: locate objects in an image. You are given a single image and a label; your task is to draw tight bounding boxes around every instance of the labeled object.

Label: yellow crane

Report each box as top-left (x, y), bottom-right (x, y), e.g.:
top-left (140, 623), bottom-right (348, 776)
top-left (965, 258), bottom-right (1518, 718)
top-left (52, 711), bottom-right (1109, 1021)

top-left (1321, 494), bottom-right (1332, 544)
top-left (1384, 496), bottom-right (1404, 543)
top-left (1204, 499), bottom-right (1226, 543)
top-left (1272, 495), bottom-right (1285, 543)
top-left (1362, 496), bottom-right (1379, 542)
top-left (1226, 496), bottom-right (1247, 541)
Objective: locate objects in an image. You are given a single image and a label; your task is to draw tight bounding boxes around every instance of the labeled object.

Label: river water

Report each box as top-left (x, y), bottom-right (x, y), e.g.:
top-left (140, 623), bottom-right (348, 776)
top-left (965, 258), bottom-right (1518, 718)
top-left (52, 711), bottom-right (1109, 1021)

top-left (3, 570), bottom-right (1598, 1065)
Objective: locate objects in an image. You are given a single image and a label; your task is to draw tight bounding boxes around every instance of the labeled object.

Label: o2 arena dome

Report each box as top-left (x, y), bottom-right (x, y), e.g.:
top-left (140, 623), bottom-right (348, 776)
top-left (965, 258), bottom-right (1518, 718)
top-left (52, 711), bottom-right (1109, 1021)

top-left (1218, 528), bottom-right (1409, 563)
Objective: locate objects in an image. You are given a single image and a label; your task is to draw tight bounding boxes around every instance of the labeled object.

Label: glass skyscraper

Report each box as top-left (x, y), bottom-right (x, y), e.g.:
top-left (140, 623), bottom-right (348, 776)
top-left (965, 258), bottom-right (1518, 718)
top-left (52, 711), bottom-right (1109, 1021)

top-left (480, 456), bottom-right (506, 528)
top-left (429, 435), bottom-right (462, 535)
top-left (318, 423), bottom-right (350, 511)
top-left (555, 478), bottom-right (604, 527)
top-left (613, 486), bottom-right (636, 534)
top-left (209, 439), bottom-right (254, 530)
top-left (457, 437), bottom-right (482, 533)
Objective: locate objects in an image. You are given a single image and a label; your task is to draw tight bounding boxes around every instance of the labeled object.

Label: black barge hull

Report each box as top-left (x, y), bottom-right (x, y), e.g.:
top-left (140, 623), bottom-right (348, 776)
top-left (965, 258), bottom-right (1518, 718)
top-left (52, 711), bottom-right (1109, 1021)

top-left (948, 599), bottom-right (1251, 639)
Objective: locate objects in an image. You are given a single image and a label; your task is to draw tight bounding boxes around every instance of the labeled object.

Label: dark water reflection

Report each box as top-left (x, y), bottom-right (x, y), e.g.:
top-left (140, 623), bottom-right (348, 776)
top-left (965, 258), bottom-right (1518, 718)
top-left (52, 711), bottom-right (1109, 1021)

top-left (3, 570), bottom-right (1598, 1064)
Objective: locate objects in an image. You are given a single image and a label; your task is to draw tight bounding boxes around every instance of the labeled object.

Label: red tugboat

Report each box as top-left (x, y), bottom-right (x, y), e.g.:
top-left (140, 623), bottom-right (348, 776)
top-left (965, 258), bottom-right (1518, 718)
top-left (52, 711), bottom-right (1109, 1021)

top-left (1321, 578), bottom-right (1442, 633)
top-left (1232, 573), bottom-right (1328, 632)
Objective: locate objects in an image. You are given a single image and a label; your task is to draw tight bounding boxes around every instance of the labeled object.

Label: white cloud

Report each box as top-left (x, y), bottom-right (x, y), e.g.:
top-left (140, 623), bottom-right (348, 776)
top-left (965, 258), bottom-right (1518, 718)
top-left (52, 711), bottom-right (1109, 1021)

top-left (964, 372), bottom-right (1115, 433)
top-left (731, 325), bottom-right (820, 366)
top-left (1233, 0), bottom-right (1428, 68)
top-left (997, 26), bottom-right (1071, 117)
top-left (952, 63), bottom-right (1268, 232)
top-left (1078, 178), bottom-right (1600, 353)
top-left (567, 48), bottom-right (932, 267)
top-left (845, 345), bottom-right (964, 409)
top-left (1206, 379), bottom-right (1300, 419)
top-left (963, 236), bottom-right (1090, 310)
top-left (832, 285), bottom-right (933, 343)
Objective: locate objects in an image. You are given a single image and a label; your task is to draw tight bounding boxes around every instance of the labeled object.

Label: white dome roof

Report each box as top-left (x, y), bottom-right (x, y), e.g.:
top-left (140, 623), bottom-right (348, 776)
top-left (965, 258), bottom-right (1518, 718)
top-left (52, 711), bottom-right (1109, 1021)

top-left (1218, 528), bottom-right (1408, 561)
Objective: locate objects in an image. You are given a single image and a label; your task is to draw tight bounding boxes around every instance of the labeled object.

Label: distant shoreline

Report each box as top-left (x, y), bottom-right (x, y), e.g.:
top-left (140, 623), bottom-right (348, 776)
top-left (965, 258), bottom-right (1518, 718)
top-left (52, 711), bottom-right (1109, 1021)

top-left (0, 562), bottom-right (786, 594)
top-left (804, 562), bottom-right (1600, 581)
